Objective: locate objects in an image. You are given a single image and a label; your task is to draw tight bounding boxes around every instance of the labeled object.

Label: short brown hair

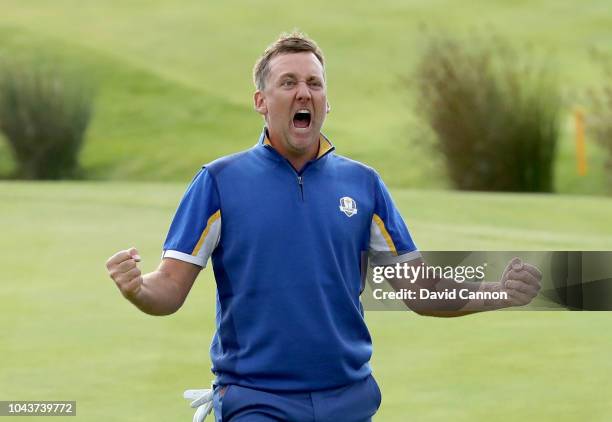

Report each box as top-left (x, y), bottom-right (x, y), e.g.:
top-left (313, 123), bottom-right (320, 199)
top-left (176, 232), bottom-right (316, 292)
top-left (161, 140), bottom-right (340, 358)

top-left (253, 31), bottom-right (325, 91)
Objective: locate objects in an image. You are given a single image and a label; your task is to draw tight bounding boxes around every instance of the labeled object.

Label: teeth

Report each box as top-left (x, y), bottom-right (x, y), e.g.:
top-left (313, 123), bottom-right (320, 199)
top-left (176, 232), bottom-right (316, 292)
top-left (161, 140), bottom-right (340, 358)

top-left (296, 109), bottom-right (311, 114)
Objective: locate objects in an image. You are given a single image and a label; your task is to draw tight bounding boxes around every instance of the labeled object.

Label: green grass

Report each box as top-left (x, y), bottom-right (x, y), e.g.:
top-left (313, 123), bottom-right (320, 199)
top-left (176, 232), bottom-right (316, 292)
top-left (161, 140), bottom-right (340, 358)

top-left (0, 1), bottom-right (611, 193)
top-left (1, 181), bottom-right (612, 421)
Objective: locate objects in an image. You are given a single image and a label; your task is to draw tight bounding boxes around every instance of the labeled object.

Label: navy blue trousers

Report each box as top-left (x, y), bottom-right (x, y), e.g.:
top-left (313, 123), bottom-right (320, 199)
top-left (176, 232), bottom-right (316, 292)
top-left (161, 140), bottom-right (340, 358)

top-left (213, 375), bottom-right (382, 422)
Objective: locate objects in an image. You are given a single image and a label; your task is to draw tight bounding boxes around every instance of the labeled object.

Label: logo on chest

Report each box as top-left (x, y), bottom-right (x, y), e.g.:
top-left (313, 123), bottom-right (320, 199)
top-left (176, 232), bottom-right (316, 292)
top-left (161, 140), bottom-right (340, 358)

top-left (339, 196), bottom-right (358, 217)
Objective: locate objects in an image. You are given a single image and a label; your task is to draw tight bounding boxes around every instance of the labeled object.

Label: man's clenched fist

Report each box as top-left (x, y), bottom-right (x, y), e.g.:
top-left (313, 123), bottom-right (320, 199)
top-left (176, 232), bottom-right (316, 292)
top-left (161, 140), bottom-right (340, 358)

top-left (105, 247), bottom-right (143, 300)
top-left (500, 257), bottom-right (542, 307)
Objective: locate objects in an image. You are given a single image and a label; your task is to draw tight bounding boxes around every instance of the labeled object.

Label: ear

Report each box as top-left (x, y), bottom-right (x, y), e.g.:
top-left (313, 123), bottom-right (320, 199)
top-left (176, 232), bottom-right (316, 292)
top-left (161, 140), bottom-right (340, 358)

top-left (326, 101), bottom-right (331, 114)
top-left (254, 91), bottom-right (267, 115)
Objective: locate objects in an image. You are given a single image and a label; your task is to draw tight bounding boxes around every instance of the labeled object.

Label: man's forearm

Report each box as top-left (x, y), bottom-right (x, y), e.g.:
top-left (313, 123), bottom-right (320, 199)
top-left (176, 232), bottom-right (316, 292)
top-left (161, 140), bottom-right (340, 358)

top-left (379, 256), bottom-right (540, 317)
top-left (388, 275), bottom-right (508, 317)
top-left (127, 270), bottom-right (189, 316)
top-left (423, 281), bottom-right (507, 317)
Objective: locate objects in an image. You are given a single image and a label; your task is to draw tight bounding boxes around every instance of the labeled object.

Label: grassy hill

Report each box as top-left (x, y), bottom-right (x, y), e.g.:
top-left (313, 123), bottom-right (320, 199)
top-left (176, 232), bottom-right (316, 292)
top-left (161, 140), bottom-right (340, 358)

top-left (1, 181), bottom-right (612, 421)
top-left (1, 1), bottom-right (612, 193)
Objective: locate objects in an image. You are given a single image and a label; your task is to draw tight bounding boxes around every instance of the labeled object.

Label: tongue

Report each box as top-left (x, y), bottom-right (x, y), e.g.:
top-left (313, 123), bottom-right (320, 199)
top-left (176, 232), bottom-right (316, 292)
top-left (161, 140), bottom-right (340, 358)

top-left (293, 115), bottom-right (310, 128)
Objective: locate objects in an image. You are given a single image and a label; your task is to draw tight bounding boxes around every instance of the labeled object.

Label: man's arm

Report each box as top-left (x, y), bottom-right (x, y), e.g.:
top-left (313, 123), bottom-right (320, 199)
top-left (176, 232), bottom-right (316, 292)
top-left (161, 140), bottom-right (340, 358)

top-left (382, 256), bottom-right (542, 317)
top-left (105, 248), bottom-right (201, 316)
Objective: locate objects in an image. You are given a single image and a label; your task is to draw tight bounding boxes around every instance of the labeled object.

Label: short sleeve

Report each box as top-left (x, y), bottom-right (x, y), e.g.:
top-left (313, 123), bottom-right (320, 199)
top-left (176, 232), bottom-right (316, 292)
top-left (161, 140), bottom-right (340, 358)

top-left (162, 168), bottom-right (221, 267)
top-left (369, 172), bottom-right (420, 265)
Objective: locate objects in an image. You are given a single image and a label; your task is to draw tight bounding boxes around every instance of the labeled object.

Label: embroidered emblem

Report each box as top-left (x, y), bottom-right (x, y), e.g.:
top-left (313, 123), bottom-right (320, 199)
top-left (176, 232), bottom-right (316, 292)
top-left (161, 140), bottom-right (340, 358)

top-left (339, 196), bottom-right (358, 217)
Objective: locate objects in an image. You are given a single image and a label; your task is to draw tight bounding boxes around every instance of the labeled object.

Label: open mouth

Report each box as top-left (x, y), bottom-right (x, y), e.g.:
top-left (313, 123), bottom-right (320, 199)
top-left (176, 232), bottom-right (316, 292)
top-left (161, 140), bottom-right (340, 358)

top-left (292, 109), bottom-right (311, 129)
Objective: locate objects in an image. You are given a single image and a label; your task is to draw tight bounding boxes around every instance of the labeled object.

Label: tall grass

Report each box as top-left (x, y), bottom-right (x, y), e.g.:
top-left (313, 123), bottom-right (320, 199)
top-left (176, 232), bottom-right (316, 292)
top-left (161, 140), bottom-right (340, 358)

top-left (414, 33), bottom-right (561, 192)
top-left (0, 56), bottom-right (94, 179)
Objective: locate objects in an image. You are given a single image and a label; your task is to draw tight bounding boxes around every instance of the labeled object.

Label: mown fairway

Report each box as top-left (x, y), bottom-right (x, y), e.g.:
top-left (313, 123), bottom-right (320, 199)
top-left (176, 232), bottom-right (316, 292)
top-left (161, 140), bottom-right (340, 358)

top-left (1, 182), bottom-right (612, 421)
top-left (1, 1), bottom-right (612, 193)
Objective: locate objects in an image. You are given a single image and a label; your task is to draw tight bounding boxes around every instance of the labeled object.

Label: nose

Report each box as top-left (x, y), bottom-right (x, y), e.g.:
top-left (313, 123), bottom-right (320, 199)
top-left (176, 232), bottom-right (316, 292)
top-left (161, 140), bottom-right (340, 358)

top-left (295, 81), bottom-right (312, 101)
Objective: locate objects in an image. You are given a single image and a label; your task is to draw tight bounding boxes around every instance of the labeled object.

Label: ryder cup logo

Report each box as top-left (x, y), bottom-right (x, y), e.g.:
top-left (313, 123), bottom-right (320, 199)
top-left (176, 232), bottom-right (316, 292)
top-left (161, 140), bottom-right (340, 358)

top-left (339, 196), bottom-right (358, 217)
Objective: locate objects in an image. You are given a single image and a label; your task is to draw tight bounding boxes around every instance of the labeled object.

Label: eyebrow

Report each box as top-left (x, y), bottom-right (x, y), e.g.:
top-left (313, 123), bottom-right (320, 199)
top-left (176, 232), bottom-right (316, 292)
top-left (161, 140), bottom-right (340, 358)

top-left (278, 72), bottom-right (323, 81)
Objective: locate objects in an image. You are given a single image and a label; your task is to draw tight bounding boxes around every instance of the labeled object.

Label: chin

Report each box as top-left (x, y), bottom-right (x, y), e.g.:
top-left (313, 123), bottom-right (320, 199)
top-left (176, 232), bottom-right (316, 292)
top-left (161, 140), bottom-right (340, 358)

top-left (288, 141), bottom-right (312, 153)
top-left (289, 134), bottom-right (316, 150)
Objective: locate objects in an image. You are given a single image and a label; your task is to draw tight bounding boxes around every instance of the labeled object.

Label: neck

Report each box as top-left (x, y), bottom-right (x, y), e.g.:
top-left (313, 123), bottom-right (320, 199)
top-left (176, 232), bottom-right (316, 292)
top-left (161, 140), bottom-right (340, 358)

top-left (284, 147), bottom-right (318, 172)
top-left (266, 132), bottom-right (319, 172)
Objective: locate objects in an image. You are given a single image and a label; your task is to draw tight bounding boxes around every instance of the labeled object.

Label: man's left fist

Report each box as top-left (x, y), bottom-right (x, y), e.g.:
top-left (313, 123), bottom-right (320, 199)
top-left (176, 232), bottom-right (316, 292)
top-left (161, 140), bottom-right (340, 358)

top-left (500, 257), bottom-right (542, 307)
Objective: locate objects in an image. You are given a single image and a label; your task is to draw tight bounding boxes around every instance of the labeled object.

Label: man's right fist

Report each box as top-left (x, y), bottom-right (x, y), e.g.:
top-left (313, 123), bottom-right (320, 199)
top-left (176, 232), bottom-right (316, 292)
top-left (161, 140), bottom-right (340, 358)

top-left (105, 247), bottom-right (143, 300)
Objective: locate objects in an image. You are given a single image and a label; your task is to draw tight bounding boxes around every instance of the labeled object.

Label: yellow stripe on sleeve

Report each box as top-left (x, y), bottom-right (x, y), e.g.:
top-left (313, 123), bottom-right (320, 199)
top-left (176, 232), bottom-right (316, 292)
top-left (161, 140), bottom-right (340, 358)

top-left (372, 213), bottom-right (397, 255)
top-left (192, 210), bottom-right (221, 256)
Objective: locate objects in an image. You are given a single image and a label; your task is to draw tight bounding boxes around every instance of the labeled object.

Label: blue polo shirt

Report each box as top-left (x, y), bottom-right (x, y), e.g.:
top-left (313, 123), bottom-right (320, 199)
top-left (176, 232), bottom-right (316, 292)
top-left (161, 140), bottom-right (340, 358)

top-left (163, 129), bottom-right (419, 392)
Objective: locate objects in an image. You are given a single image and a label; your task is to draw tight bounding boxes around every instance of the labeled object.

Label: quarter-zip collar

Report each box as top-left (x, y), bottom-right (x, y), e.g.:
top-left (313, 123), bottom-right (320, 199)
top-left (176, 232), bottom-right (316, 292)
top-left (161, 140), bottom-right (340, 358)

top-left (255, 127), bottom-right (335, 201)
top-left (256, 127), bottom-right (335, 164)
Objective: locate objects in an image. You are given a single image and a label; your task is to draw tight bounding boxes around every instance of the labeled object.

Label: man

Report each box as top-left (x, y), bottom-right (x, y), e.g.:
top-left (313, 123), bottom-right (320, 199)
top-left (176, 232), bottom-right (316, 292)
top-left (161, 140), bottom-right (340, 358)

top-left (105, 32), bottom-right (541, 421)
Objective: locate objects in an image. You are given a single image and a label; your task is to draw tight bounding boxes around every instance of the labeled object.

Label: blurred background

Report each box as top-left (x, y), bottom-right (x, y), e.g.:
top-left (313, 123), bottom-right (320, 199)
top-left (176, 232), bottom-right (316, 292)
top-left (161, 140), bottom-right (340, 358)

top-left (1, 1), bottom-right (612, 421)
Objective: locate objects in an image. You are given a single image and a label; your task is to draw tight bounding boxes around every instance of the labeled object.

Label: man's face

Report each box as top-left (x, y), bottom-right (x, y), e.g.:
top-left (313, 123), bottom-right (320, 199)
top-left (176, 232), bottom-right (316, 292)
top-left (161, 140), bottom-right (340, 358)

top-left (254, 52), bottom-right (329, 157)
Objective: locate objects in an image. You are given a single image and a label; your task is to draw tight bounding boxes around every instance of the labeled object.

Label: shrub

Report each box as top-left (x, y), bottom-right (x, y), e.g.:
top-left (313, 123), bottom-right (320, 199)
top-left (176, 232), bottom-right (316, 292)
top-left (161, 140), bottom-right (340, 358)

top-left (0, 57), bottom-right (94, 179)
top-left (414, 33), bottom-right (561, 192)
top-left (586, 63), bottom-right (612, 192)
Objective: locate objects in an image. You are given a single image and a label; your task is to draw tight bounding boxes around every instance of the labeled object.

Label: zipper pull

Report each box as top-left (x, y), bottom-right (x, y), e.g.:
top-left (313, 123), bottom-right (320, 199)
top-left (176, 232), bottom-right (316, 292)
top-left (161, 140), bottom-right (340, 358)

top-left (297, 176), bottom-right (304, 201)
